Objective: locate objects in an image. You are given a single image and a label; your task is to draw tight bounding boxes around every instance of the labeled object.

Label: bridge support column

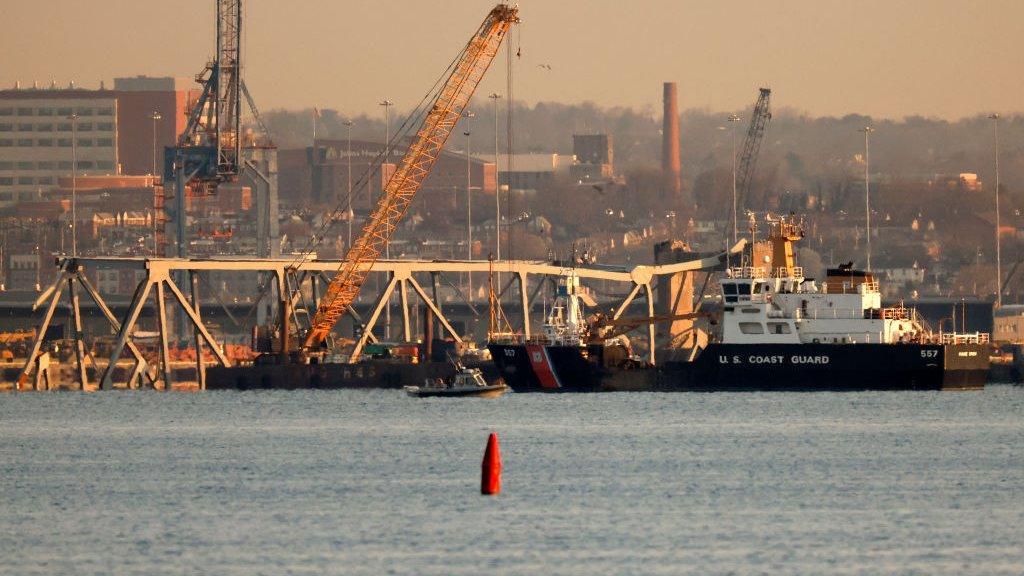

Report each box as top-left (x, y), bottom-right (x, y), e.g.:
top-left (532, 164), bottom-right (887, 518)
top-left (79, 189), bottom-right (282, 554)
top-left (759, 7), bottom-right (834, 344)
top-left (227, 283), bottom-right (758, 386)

top-left (15, 269), bottom-right (68, 390)
top-left (350, 275), bottom-right (400, 362)
top-left (517, 271), bottom-right (530, 338)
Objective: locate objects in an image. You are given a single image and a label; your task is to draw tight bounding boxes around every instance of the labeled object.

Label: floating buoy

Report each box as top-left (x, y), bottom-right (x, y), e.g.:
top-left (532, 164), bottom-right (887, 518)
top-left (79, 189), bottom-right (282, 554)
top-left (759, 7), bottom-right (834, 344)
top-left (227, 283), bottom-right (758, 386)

top-left (481, 432), bottom-right (502, 495)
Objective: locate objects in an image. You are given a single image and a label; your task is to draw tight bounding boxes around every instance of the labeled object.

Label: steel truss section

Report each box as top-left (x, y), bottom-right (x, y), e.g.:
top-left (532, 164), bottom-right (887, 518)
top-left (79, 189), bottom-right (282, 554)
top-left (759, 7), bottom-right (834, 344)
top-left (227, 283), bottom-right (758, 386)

top-left (13, 241), bottom-right (742, 390)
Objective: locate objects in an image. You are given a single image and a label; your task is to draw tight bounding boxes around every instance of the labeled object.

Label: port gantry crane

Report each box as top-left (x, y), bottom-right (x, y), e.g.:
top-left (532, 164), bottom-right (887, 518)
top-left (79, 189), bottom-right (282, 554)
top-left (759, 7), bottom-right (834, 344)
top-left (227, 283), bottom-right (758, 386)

top-left (164, 0), bottom-right (275, 259)
top-left (301, 3), bottom-right (520, 353)
top-left (736, 88), bottom-right (772, 211)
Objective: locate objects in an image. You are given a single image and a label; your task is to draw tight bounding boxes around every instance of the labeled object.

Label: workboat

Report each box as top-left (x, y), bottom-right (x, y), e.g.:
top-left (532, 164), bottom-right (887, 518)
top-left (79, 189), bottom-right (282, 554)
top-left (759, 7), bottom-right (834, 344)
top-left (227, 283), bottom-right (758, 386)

top-left (489, 214), bottom-right (990, 392)
top-left (404, 366), bottom-right (508, 398)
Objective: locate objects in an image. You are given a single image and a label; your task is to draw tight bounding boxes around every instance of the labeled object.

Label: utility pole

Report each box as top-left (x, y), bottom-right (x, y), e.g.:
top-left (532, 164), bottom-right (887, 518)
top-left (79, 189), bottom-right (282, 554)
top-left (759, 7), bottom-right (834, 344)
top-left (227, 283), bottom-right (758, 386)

top-left (989, 113), bottom-right (1002, 308)
top-left (489, 93), bottom-right (502, 262)
top-left (68, 112), bottom-right (79, 258)
top-left (728, 114), bottom-right (741, 248)
top-left (859, 126), bottom-right (875, 271)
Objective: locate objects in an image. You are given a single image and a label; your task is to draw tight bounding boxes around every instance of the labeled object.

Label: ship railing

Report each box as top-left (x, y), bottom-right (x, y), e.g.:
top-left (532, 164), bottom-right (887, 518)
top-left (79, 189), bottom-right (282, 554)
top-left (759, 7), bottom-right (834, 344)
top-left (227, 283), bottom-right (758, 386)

top-left (803, 332), bottom-right (884, 344)
top-left (729, 266), bottom-right (767, 279)
top-left (880, 306), bottom-right (909, 320)
top-left (939, 332), bottom-right (990, 345)
top-left (821, 281), bottom-right (880, 294)
top-left (772, 266), bottom-right (804, 279)
top-left (794, 308), bottom-right (867, 320)
top-left (489, 332), bottom-right (524, 344)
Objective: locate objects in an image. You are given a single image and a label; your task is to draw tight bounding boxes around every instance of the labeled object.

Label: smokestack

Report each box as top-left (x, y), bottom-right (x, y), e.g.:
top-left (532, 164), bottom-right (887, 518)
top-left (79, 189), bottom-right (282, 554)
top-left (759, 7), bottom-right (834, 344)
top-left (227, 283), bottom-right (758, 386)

top-left (662, 82), bottom-right (682, 199)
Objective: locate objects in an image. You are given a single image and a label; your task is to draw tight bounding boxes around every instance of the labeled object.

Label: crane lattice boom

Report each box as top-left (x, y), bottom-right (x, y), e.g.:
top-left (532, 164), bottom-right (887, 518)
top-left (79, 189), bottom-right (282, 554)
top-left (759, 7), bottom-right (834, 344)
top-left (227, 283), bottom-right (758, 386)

top-left (736, 88), bottom-right (772, 209)
top-left (303, 3), bottom-right (519, 349)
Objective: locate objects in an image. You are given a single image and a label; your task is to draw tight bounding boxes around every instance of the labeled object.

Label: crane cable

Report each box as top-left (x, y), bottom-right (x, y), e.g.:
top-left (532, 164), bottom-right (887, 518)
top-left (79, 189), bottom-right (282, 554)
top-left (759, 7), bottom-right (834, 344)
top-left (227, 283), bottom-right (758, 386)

top-left (244, 46), bottom-right (469, 321)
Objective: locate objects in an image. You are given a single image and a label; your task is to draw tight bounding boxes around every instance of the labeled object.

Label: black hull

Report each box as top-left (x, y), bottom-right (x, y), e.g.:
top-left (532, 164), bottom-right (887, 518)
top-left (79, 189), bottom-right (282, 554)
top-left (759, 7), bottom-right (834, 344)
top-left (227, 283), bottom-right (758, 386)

top-left (206, 360), bottom-right (498, 390)
top-left (488, 342), bottom-right (989, 392)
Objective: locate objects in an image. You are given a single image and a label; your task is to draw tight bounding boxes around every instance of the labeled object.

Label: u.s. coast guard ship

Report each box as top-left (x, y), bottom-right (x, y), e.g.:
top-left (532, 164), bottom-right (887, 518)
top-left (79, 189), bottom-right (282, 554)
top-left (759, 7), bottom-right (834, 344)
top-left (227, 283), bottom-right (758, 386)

top-left (489, 215), bottom-right (989, 392)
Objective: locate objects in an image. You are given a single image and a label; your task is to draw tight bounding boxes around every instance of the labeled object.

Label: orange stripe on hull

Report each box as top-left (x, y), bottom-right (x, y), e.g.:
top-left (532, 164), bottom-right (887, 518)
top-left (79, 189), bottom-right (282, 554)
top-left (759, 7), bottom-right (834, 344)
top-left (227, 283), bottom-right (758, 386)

top-left (526, 344), bottom-right (561, 389)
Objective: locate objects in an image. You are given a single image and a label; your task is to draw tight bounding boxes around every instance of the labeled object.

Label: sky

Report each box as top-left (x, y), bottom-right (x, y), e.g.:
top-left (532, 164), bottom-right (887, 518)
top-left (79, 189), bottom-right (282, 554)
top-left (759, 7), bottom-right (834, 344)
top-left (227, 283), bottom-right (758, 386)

top-left (3, 0), bottom-right (1022, 120)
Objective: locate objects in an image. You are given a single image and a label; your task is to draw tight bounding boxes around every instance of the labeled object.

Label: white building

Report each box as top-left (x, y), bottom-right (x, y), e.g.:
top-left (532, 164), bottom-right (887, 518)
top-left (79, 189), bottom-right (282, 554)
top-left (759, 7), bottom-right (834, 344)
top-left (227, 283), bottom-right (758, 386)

top-left (0, 96), bottom-right (118, 207)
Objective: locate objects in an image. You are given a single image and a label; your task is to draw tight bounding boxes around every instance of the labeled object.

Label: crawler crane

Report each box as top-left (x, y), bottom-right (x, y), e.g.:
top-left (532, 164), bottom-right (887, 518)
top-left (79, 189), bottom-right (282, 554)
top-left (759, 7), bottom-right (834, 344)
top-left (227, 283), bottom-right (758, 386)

top-left (300, 4), bottom-right (520, 358)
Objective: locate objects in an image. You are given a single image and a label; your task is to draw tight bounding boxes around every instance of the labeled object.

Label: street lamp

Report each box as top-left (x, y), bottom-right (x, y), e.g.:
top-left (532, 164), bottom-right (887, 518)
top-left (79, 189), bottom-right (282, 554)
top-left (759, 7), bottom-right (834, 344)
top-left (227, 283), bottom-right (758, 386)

top-left (378, 100), bottom-right (394, 255)
top-left (858, 126), bottom-right (875, 271)
top-left (989, 113), bottom-right (1002, 308)
top-left (378, 100), bottom-right (395, 339)
top-left (343, 119), bottom-right (354, 249)
top-left (150, 111), bottom-right (162, 256)
top-left (149, 111), bottom-right (162, 177)
top-left (727, 114), bottom-right (741, 248)
top-left (0, 230), bottom-right (5, 291)
top-left (463, 110), bottom-right (475, 301)
top-left (68, 112), bottom-right (79, 258)
top-left (35, 243), bottom-right (41, 291)
top-left (488, 93), bottom-right (502, 262)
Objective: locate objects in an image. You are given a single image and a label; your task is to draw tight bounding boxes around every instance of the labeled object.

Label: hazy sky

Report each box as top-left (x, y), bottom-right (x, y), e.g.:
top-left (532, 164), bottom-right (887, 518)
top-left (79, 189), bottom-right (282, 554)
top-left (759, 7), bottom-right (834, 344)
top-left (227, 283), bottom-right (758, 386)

top-left (3, 0), bottom-right (1022, 120)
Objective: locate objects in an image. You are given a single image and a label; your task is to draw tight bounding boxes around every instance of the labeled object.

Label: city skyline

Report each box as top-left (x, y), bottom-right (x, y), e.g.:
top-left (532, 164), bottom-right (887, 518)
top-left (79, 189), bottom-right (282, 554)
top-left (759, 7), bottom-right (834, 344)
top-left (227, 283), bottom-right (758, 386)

top-left (2, 0), bottom-right (1021, 121)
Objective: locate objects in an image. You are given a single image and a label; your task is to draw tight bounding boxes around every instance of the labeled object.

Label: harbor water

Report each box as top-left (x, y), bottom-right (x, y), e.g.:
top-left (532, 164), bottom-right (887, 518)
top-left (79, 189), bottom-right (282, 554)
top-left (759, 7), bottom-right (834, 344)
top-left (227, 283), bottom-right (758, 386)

top-left (2, 387), bottom-right (1022, 575)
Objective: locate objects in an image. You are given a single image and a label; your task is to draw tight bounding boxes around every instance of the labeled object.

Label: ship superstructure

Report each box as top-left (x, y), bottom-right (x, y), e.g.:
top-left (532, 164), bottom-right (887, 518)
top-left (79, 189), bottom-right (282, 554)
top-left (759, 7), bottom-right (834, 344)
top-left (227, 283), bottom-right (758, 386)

top-left (719, 216), bottom-right (926, 346)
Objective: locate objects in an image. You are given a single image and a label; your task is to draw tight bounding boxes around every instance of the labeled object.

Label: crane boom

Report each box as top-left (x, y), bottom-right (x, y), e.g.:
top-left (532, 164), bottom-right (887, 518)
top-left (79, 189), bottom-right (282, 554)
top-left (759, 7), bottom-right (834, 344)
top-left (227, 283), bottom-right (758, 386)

top-left (736, 88), bottom-right (772, 209)
top-left (303, 3), bottom-right (519, 349)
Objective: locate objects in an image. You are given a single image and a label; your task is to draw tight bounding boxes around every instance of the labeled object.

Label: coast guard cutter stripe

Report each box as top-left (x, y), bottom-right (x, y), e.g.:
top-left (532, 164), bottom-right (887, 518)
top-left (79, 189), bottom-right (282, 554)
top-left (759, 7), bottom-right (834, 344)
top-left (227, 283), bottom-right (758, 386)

top-left (525, 344), bottom-right (562, 389)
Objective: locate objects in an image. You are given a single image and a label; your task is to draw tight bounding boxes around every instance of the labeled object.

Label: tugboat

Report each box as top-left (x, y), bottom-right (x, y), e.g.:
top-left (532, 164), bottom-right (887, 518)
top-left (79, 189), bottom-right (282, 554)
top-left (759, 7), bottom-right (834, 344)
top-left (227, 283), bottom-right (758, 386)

top-left (489, 214), bottom-right (990, 392)
top-left (404, 358), bottom-right (508, 398)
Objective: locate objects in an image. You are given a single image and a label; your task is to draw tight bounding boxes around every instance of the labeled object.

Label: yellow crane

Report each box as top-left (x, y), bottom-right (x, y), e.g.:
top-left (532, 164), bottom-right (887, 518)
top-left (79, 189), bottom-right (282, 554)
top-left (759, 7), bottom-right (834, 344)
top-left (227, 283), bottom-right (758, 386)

top-left (302, 3), bottom-right (519, 351)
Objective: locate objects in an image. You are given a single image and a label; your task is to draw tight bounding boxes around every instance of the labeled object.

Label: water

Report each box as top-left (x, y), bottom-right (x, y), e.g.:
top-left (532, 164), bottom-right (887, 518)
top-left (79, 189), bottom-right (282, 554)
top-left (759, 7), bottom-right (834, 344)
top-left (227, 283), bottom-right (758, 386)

top-left (2, 388), bottom-right (1022, 575)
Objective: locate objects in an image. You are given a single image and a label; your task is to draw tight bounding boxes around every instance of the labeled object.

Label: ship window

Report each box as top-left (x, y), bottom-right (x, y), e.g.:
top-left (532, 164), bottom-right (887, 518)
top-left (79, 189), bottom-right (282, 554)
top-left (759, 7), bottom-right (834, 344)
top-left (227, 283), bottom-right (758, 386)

top-left (753, 282), bottom-right (763, 294)
top-left (741, 307), bottom-right (759, 314)
top-left (768, 322), bottom-right (791, 334)
top-left (737, 283), bottom-right (752, 295)
top-left (739, 322), bottom-right (764, 334)
top-left (722, 283), bottom-right (737, 295)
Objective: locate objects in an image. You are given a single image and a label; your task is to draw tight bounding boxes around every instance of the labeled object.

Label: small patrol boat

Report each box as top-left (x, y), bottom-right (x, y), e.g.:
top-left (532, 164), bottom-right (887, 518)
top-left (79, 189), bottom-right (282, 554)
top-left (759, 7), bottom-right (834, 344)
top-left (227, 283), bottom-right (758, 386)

top-left (404, 365), bottom-right (508, 398)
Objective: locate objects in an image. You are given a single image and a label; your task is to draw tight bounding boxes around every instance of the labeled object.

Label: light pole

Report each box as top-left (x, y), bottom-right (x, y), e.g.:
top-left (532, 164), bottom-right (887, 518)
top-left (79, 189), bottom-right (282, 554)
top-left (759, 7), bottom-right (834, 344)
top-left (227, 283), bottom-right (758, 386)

top-left (150, 111), bottom-right (162, 177)
top-left (488, 93), bottom-right (502, 262)
top-left (859, 126), bottom-right (875, 271)
top-left (728, 114), bottom-right (741, 248)
top-left (989, 113), bottom-right (1002, 308)
top-left (150, 111), bottom-right (162, 255)
top-left (378, 100), bottom-right (394, 256)
top-left (0, 230), bottom-right (5, 291)
top-left (343, 119), bottom-right (354, 249)
top-left (35, 244), bottom-right (41, 291)
top-left (464, 110), bottom-right (475, 301)
top-left (379, 100), bottom-right (394, 339)
top-left (68, 112), bottom-right (79, 258)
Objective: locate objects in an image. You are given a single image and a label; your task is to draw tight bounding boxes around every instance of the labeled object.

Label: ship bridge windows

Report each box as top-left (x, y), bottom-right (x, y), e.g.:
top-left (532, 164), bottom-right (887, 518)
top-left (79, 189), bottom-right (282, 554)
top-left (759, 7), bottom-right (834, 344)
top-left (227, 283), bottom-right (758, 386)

top-left (724, 282), bottom-right (753, 303)
top-left (723, 282), bottom-right (737, 303)
top-left (768, 322), bottom-right (792, 334)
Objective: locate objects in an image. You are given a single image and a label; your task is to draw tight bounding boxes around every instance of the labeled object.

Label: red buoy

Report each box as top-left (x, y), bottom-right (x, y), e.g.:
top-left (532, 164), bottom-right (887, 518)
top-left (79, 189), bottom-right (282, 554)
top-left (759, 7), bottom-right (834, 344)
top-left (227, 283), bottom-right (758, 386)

top-left (481, 432), bottom-right (502, 495)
